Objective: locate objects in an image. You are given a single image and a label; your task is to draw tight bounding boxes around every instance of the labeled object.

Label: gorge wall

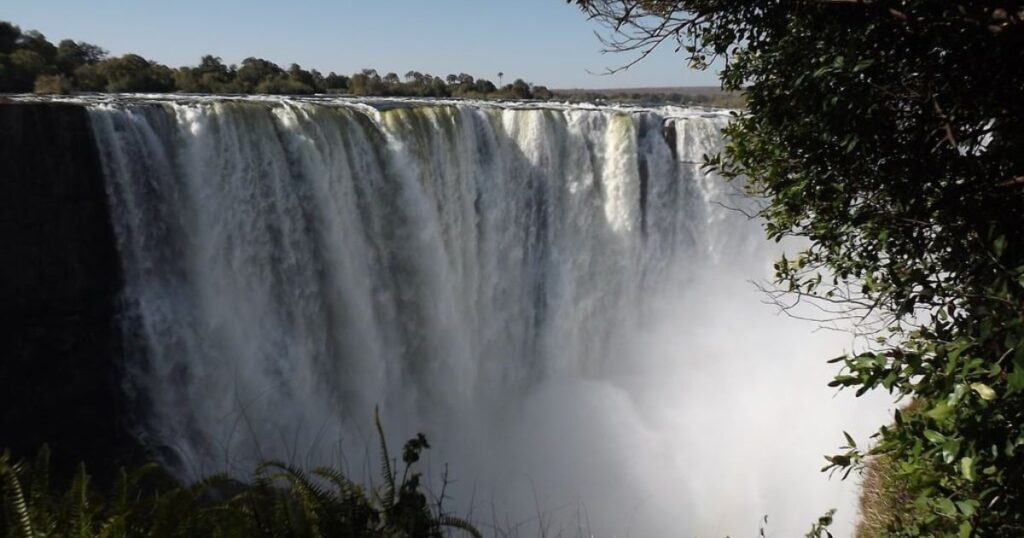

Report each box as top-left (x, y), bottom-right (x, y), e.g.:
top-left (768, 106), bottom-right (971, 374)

top-left (0, 102), bottom-right (135, 477)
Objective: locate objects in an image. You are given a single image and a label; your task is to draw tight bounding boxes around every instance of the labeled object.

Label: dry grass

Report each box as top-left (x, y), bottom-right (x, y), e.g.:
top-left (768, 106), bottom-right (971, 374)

top-left (856, 452), bottom-right (913, 537)
top-left (855, 400), bottom-right (925, 537)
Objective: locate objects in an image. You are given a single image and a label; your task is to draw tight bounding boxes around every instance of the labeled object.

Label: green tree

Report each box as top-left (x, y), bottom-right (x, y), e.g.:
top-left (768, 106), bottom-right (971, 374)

top-left (425, 75), bottom-right (449, 97)
top-left (473, 78), bottom-right (496, 94)
top-left (323, 71), bottom-right (349, 92)
top-left (72, 63), bottom-right (107, 92)
top-left (171, 66), bottom-right (200, 92)
top-left (5, 49), bottom-right (48, 92)
top-left (287, 63), bottom-right (319, 92)
top-left (308, 68), bottom-right (325, 91)
top-left (193, 55), bottom-right (234, 92)
top-left (0, 22), bottom-right (22, 53)
top-left (349, 68), bottom-right (383, 96)
top-left (255, 75), bottom-right (315, 95)
top-left (235, 57), bottom-right (284, 93)
top-left (97, 54), bottom-right (173, 92)
top-left (508, 78), bottom-right (531, 99)
top-left (15, 30), bottom-right (56, 64)
top-left (573, 1), bottom-right (1024, 536)
top-left (170, 55), bottom-right (230, 93)
top-left (55, 39), bottom-right (107, 76)
top-left (531, 85), bottom-right (553, 100)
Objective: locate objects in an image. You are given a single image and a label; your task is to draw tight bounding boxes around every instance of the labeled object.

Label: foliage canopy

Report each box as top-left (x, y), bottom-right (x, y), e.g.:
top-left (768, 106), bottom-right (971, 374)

top-left (572, 0), bottom-right (1024, 535)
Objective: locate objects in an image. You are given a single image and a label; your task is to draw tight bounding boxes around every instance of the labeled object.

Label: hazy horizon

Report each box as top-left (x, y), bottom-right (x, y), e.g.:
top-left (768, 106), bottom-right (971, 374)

top-left (3, 0), bottom-right (720, 90)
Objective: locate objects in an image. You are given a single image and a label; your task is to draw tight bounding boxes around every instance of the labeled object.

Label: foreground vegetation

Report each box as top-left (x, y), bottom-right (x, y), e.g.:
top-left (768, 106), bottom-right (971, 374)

top-left (0, 414), bottom-right (480, 538)
top-left (573, 0), bottom-right (1024, 535)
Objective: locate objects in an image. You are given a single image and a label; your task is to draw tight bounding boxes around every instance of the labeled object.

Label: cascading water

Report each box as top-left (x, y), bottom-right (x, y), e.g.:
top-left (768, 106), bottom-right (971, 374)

top-left (83, 96), bottom-right (886, 537)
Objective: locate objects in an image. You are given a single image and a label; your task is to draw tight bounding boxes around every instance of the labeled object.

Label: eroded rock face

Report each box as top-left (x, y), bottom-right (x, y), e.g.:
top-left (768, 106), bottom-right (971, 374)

top-left (0, 102), bottom-right (136, 478)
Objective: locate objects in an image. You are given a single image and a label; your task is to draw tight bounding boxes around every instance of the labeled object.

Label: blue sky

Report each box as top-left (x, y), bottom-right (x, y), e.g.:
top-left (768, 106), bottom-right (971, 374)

top-left (3, 0), bottom-right (718, 89)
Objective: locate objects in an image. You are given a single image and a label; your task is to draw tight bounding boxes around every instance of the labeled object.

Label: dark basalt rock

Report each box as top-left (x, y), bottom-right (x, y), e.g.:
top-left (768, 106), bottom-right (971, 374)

top-left (0, 102), bottom-right (139, 479)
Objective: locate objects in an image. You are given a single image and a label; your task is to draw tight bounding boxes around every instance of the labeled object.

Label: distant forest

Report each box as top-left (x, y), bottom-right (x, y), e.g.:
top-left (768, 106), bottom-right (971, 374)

top-left (0, 20), bottom-right (739, 106)
top-left (557, 87), bottom-right (745, 108)
top-left (0, 21), bottom-right (552, 99)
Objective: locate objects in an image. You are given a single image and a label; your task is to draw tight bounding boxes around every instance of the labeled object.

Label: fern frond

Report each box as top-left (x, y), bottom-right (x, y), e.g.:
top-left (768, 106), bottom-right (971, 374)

top-left (437, 514), bottom-right (484, 538)
top-left (97, 513), bottom-right (127, 538)
top-left (29, 445), bottom-right (50, 508)
top-left (147, 474), bottom-right (209, 537)
top-left (374, 406), bottom-right (396, 512)
top-left (310, 466), bottom-right (379, 535)
top-left (187, 472), bottom-right (235, 498)
top-left (110, 467), bottom-right (130, 517)
top-left (270, 483), bottom-right (294, 537)
top-left (238, 472), bottom-right (286, 535)
top-left (66, 462), bottom-right (93, 538)
top-left (262, 461), bottom-right (337, 503)
top-left (259, 461), bottom-right (330, 538)
top-left (312, 467), bottom-right (358, 501)
top-left (1, 459), bottom-right (35, 538)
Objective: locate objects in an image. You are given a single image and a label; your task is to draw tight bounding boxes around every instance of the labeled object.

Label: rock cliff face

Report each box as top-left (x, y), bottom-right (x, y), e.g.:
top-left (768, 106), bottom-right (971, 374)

top-left (0, 102), bottom-right (135, 477)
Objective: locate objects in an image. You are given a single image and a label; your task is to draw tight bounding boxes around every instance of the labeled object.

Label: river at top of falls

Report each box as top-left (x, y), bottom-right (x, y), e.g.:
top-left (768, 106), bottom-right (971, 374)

top-left (55, 95), bottom-right (888, 537)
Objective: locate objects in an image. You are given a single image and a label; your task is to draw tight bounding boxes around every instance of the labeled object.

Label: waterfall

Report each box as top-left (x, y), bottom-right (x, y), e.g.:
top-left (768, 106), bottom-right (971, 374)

top-left (86, 97), bottom-right (885, 537)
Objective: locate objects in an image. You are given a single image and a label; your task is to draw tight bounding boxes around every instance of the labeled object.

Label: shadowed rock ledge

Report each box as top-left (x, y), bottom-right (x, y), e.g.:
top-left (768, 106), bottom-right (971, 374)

top-left (0, 102), bottom-right (137, 479)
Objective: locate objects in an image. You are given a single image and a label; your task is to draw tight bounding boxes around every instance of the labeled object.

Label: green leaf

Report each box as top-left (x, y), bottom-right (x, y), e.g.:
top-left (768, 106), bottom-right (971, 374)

top-left (924, 430), bottom-right (945, 444)
top-left (948, 384), bottom-right (968, 407)
top-left (994, 236), bottom-right (1007, 258)
top-left (936, 497), bottom-right (957, 516)
top-left (960, 457), bottom-right (975, 481)
top-left (970, 383), bottom-right (997, 401)
top-left (956, 499), bottom-right (977, 517)
top-left (853, 59), bottom-right (874, 72)
top-left (1008, 366), bottom-right (1024, 394)
top-left (942, 440), bottom-right (961, 464)
top-left (926, 401), bottom-right (952, 422)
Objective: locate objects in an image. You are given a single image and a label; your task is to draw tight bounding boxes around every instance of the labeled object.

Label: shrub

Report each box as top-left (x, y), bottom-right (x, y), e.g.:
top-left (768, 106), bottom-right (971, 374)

top-left (32, 74), bottom-right (71, 95)
top-left (0, 411), bottom-right (480, 538)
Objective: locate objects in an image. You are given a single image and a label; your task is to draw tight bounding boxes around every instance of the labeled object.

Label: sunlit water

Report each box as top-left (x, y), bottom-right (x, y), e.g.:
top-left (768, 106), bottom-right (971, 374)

top-left (46, 94), bottom-right (890, 536)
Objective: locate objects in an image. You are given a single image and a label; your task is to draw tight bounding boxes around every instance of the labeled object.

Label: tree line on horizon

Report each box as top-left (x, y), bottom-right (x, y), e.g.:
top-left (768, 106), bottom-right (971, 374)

top-left (559, 88), bottom-right (745, 108)
top-left (0, 21), bottom-right (553, 100)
